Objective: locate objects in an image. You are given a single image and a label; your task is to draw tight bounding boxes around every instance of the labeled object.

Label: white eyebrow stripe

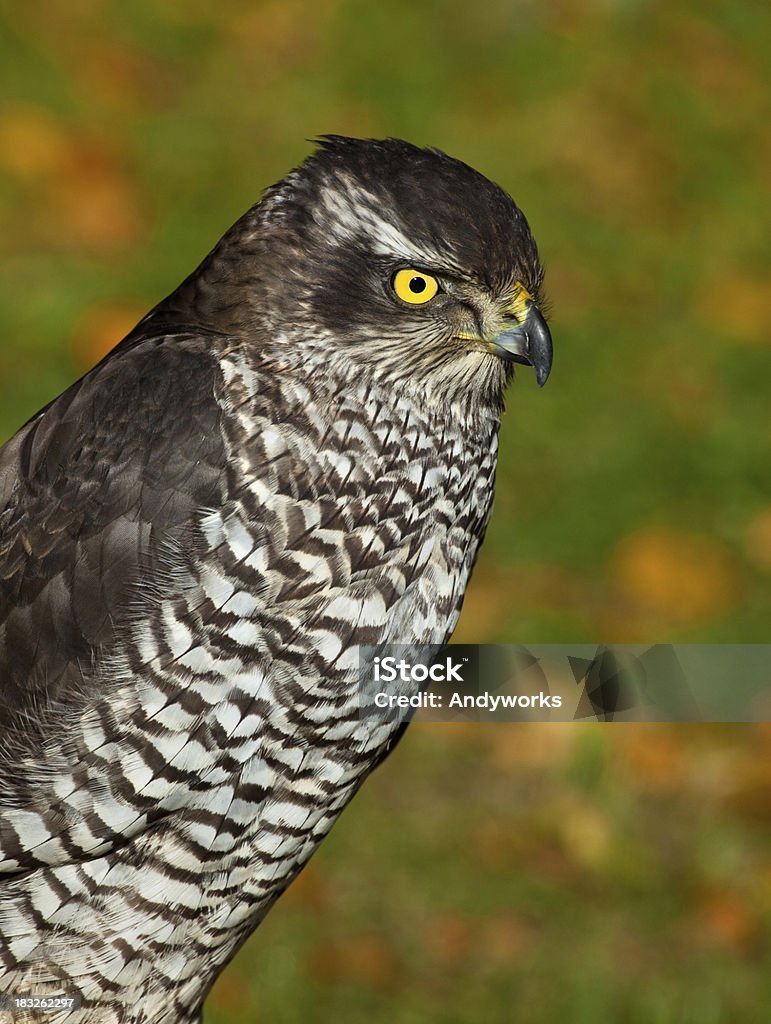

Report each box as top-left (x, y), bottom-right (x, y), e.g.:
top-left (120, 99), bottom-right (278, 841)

top-left (319, 181), bottom-right (451, 268)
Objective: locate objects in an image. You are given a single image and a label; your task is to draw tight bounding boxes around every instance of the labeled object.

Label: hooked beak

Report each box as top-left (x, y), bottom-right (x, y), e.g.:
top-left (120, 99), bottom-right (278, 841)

top-left (490, 300), bottom-right (553, 387)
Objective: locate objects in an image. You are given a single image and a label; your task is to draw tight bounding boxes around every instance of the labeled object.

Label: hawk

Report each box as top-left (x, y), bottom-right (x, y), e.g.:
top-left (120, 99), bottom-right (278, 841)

top-left (0, 137), bottom-right (552, 1022)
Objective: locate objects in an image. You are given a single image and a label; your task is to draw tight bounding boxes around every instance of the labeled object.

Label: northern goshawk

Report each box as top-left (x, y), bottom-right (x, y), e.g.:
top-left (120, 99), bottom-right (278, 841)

top-left (0, 137), bottom-right (552, 1022)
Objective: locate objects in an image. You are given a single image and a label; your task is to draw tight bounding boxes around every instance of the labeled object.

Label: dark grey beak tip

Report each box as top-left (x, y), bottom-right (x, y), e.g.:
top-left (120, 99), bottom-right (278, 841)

top-left (525, 304), bottom-right (554, 387)
top-left (493, 302), bottom-right (553, 386)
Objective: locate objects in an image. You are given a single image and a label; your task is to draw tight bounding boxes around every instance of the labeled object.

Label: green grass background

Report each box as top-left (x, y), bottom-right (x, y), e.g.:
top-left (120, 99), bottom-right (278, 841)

top-left (1, 1), bottom-right (770, 1020)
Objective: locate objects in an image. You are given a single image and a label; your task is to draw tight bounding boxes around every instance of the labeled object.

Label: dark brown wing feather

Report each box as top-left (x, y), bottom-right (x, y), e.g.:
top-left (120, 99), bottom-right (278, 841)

top-left (0, 328), bottom-right (229, 729)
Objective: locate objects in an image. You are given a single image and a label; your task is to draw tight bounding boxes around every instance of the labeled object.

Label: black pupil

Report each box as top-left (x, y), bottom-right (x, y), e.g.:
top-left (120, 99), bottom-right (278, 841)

top-left (408, 276), bottom-right (426, 294)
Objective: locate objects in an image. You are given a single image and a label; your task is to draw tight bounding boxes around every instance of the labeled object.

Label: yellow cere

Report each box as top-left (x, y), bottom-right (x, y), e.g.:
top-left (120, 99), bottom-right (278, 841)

top-left (393, 269), bottom-right (439, 305)
top-left (507, 281), bottom-right (534, 323)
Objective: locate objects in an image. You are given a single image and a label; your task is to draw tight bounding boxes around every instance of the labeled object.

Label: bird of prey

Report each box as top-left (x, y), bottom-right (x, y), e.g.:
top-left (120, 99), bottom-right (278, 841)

top-left (0, 136), bottom-right (552, 1023)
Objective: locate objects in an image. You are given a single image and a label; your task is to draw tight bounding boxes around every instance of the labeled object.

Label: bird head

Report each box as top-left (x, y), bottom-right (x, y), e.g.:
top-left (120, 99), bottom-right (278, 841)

top-left (163, 137), bottom-right (552, 411)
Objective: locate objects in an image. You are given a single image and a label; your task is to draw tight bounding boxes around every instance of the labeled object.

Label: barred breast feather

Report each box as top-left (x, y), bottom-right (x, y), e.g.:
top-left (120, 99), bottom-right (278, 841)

top-left (0, 326), bottom-right (499, 1023)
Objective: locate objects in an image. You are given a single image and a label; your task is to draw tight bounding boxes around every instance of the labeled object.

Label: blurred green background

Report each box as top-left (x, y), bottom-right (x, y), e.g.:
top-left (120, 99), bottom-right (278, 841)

top-left (1, 1), bottom-right (770, 1021)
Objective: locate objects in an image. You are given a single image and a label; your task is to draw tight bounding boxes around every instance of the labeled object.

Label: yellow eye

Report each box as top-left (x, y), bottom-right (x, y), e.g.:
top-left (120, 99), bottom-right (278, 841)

top-left (392, 269), bottom-right (440, 305)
